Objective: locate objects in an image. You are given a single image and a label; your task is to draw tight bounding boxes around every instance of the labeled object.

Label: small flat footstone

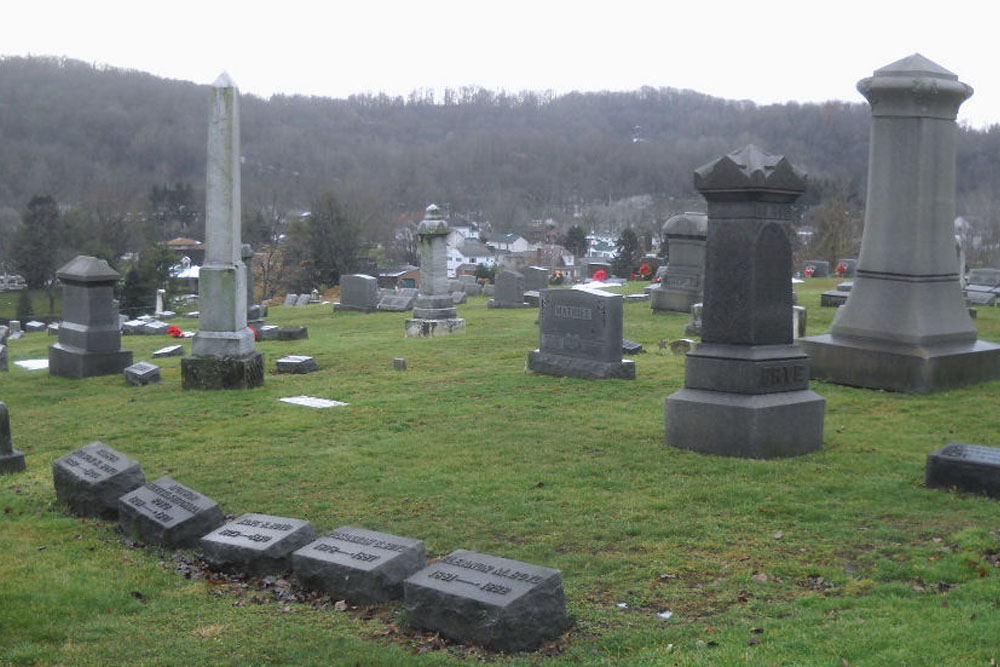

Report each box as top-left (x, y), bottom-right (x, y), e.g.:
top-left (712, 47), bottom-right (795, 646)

top-left (622, 339), bottom-right (644, 355)
top-left (278, 326), bottom-right (309, 341)
top-left (293, 526), bottom-right (425, 603)
top-left (118, 477), bottom-right (224, 548)
top-left (927, 442), bottom-right (1000, 499)
top-left (53, 442), bottom-right (145, 518)
top-left (276, 355), bottom-right (318, 374)
top-left (279, 396), bottom-right (348, 409)
top-left (152, 344), bottom-right (185, 358)
top-left (404, 549), bottom-right (570, 653)
top-left (124, 361), bottom-right (161, 386)
top-left (200, 513), bottom-right (316, 575)
top-left (14, 359), bottom-right (48, 371)
top-left (393, 358), bottom-right (407, 371)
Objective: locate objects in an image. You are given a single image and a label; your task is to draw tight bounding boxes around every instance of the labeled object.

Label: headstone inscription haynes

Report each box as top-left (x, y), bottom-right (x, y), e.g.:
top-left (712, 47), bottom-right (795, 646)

top-left (527, 288), bottom-right (635, 380)
top-left (53, 442), bottom-right (145, 518)
top-left (199, 513), bottom-right (316, 575)
top-left (926, 442), bottom-right (1000, 499)
top-left (0, 402), bottom-right (26, 474)
top-left (293, 526), bottom-right (425, 603)
top-left (404, 549), bottom-right (570, 653)
top-left (118, 477), bottom-right (224, 547)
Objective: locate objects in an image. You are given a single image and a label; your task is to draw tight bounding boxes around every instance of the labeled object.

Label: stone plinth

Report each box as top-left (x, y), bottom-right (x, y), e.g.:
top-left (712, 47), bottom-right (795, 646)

top-left (181, 352), bottom-right (264, 390)
top-left (49, 255), bottom-right (133, 379)
top-left (404, 318), bottom-right (466, 338)
top-left (801, 55), bottom-right (1000, 393)
top-left (118, 477), bottom-right (224, 548)
top-left (651, 212), bottom-right (707, 313)
top-left (200, 513), bottom-right (316, 576)
top-left (293, 527), bottom-right (425, 603)
top-left (404, 550), bottom-right (570, 653)
top-left (0, 402), bottom-right (26, 475)
top-left (53, 442), bottom-right (145, 518)
top-left (666, 145), bottom-right (824, 458)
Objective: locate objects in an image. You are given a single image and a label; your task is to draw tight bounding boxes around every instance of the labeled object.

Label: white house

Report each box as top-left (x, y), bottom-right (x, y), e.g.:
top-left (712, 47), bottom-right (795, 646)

top-left (488, 232), bottom-right (532, 254)
top-left (447, 242), bottom-right (496, 277)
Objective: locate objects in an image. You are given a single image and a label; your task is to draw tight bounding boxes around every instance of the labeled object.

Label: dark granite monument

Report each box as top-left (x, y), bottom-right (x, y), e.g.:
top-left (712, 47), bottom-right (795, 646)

top-left (48, 256), bottom-right (133, 379)
top-left (487, 270), bottom-right (529, 308)
top-left (800, 55), bottom-right (1000, 393)
top-left (404, 549), bottom-right (570, 653)
top-left (181, 74), bottom-right (265, 390)
top-left (334, 274), bottom-right (380, 313)
top-left (650, 212), bottom-right (707, 313)
top-left (405, 205), bottom-right (466, 338)
top-left (528, 288), bottom-right (635, 380)
top-left (118, 477), bottom-right (224, 548)
top-left (522, 266), bottom-right (550, 293)
top-left (199, 512), bottom-right (316, 575)
top-left (293, 526), bottom-right (425, 603)
top-left (53, 442), bottom-right (145, 518)
top-left (926, 442), bottom-right (1000, 499)
top-left (0, 402), bottom-right (26, 474)
top-left (666, 145), bottom-right (825, 458)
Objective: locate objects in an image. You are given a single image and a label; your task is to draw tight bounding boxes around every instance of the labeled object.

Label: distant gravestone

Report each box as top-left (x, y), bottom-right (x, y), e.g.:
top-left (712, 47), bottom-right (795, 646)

top-left (283, 293), bottom-right (298, 306)
top-left (405, 205), bottom-right (466, 338)
top-left (651, 212), bottom-right (708, 313)
top-left (968, 268), bottom-right (1000, 286)
top-left (53, 442), bottom-right (145, 518)
top-left (118, 477), bottom-right (224, 548)
top-left (0, 402), bottom-right (26, 475)
top-left (124, 361), bottom-right (161, 386)
top-left (46, 323), bottom-right (59, 336)
top-left (377, 292), bottom-right (417, 312)
top-left (393, 357), bottom-right (407, 371)
top-left (0, 325), bottom-right (8, 343)
top-left (276, 355), bottom-right (318, 374)
top-left (670, 339), bottom-right (694, 355)
top-left (802, 259), bottom-right (830, 277)
top-left (0, 344), bottom-right (7, 373)
top-left (527, 288), bottom-right (635, 380)
top-left (685, 302), bottom-right (703, 336)
top-left (200, 513), bottom-right (316, 575)
top-left (278, 326), bottom-right (308, 341)
top-left (152, 344), bottom-right (185, 358)
top-left (293, 527), bottom-right (426, 603)
top-left (258, 324), bottom-right (280, 340)
top-left (295, 294), bottom-right (311, 306)
top-left (459, 274), bottom-right (482, 296)
top-left (450, 291), bottom-right (467, 304)
top-left (488, 270), bottom-right (529, 308)
top-left (122, 320), bottom-right (145, 335)
top-left (483, 283), bottom-right (495, 297)
top-left (836, 258), bottom-right (858, 276)
top-left (404, 549), bottom-right (570, 653)
top-left (622, 339), bottom-right (643, 355)
top-left (141, 321), bottom-right (170, 335)
top-left (522, 266), bottom-right (550, 292)
top-left (820, 289), bottom-right (850, 307)
top-left (523, 290), bottom-right (541, 307)
top-left (793, 305), bottom-right (807, 338)
top-left (25, 320), bottom-right (46, 333)
top-left (926, 442), bottom-right (1000, 499)
top-left (335, 274), bottom-right (379, 313)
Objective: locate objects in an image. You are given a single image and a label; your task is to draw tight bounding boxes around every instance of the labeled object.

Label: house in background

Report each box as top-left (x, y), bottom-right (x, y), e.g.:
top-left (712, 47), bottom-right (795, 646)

top-left (488, 232), bottom-right (532, 254)
top-left (448, 241), bottom-right (496, 277)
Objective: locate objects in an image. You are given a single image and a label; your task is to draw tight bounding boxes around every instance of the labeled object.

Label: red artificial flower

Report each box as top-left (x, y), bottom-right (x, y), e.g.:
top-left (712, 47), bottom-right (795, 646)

top-left (592, 269), bottom-right (608, 282)
top-left (639, 263), bottom-right (651, 275)
top-left (167, 325), bottom-right (183, 338)
top-left (630, 273), bottom-right (637, 280)
top-left (249, 325), bottom-right (260, 341)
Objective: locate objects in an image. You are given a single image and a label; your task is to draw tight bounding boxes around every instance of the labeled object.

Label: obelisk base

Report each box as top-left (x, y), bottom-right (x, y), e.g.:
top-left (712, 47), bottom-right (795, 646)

top-left (666, 388), bottom-right (825, 459)
top-left (181, 351), bottom-right (264, 390)
top-left (404, 318), bottom-right (466, 338)
top-left (49, 343), bottom-right (133, 379)
top-left (800, 334), bottom-right (1000, 394)
top-left (0, 450), bottom-right (26, 475)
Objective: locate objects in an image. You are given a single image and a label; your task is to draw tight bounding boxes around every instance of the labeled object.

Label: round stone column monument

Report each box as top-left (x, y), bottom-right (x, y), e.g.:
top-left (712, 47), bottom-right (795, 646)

top-left (405, 205), bottom-right (466, 338)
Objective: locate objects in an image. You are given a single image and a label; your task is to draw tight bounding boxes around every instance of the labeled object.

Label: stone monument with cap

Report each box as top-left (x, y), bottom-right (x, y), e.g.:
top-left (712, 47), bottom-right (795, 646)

top-left (405, 205), bottom-right (466, 338)
top-left (650, 212), bottom-right (707, 313)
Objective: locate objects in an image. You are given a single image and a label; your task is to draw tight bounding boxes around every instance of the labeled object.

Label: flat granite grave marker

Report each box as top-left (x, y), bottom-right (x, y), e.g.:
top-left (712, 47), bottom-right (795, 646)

top-left (926, 442), bottom-right (1000, 499)
top-left (200, 513), bottom-right (316, 575)
top-left (377, 293), bottom-right (417, 312)
top-left (278, 396), bottom-right (348, 408)
top-left (124, 361), bottom-right (161, 386)
top-left (0, 402), bottom-right (26, 475)
top-left (277, 326), bottom-right (308, 341)
top-left (152, 344), bottom-right (185, 358)
top-left (293, 526), bottom-right (425, 603)
top-left (53, 442), bottom-right (145, 518)
top-left (118, 477), bottom-right (224, 547)
top-left (258, 324), bottom-right (280, 340)
top-left (14, 359), bottom-right (48, 371)
top-left (276, 355), bottom-right (318, 374)
top-left (404, 549), bottom-right (570, 653)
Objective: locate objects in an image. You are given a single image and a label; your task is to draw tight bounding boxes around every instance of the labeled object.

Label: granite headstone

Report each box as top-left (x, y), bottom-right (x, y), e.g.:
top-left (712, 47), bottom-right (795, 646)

top-left (53, 442), bottom-right (145, 518)
top-left (200, 513), bottom-right (316, 575)
top-left (118, 477), bottom-right (224, 547)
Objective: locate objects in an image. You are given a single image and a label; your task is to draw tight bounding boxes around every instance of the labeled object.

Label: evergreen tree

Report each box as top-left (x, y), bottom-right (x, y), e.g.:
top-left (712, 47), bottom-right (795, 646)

top-left (562, 225), bottom-right (589, 258)
top-left (611, 227), bottom-right (641, 277)
top-left (12, 195), bottom-right (63, 289)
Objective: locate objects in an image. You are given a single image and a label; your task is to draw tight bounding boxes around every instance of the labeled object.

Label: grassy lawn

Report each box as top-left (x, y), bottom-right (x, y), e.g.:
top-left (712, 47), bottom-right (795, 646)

top-left (3, 278), bottom-right (1000, 665)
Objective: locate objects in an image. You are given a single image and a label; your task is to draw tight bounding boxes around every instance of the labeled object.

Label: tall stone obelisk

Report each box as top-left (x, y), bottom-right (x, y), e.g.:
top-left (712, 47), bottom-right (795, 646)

top-left (181, 73), bottom-right (264, 390)
top-left (800, 55), bottom-right (1000, 393)
top-left (404, 204), bottom-right (466, 338)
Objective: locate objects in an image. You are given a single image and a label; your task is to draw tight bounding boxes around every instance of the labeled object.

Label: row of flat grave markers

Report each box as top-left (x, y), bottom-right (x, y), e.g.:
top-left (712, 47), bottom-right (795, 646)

top-left (50, 442), bottom-right (570, 653)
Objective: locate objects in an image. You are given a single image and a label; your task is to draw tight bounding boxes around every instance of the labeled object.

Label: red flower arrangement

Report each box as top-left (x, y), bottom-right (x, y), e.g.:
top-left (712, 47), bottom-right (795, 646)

top-left (167, 325), bottom-right (183, 338)
top-left (639, 263), bottom-right (651, 277)
top-left (249, 325), bottom-right (260, 341)
top-left (630, 273), bottom-right (637, 280)
top-left (592, 269), bottom-right (608, 282)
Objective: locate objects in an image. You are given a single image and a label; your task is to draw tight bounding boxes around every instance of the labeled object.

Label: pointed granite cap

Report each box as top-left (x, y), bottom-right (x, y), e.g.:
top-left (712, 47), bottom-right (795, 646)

top-left (694, 145), bottom-right (806, 203)
top-left (212, 71), bottom-right (238, 90)
top-left (56, 255), bottom-right (122, 283)
top-left (857, 54), bottom-right (971, 119)
top-left (418, 203), bottom-right (449, 235)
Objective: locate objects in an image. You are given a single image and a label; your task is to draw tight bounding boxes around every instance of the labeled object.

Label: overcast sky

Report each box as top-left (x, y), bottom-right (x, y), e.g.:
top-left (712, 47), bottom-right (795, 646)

top-left (2, 1), bottom-right (997, 128)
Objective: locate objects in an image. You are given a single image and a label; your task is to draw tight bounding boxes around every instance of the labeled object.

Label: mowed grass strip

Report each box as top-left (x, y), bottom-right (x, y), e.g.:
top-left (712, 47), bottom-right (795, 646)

top-left (3, 279), bottom-right (1000, 664)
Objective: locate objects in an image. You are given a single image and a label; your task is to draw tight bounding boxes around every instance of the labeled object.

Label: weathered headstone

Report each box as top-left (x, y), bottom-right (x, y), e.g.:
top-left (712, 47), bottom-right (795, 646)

top-left (258, 324), bottom-right (280, 340)
top-left (800, 55), bottom-right (1000, 393)
top-left (527, 288), bottom-right (635, 379)
top-left (276, 355), bottom-right (318, 374)
top-left (651, 212), bottom-right (708, 313)
top-left (926, 442), bottom-right (1000, 499)
top-left (118, 477), bottom-right (224, 548)
top-left (152, 344), bottom-right (185, 358)
top-left (488, 270), bottom-right (529, 308)
top-left (48, 256), bottom-right (134, 379)
top-left (670, 339), bottom-right (694, 355)
top-left (121, 319), bottom-right (145, 335)
top-left (459, 274), bottom-right (482, 296)
top-left (25, 320), bottom-right (46, 333)
top-left (295, 294), bottom-right (311, 306)
top-left (277, 326), bottom-right (308, 341)
top-left (199, 513), bottom-right (316, 575)
top-left (0, 402), bottom-right (26, 474)
top-left (0, 344), bottom-right (7, 373)
top-left (666, 145), bottom-right (825, 458)
top-left (283, 293), bottom-right (298, 306)
top-left (522, 266), bottom-right (550, 292)
top-left (52, 442), bottom-right (145, 518)
top-left (124, 361), bottom-right (161, 386)
top-left (0, 325), bottom-right (8, 343)
top-left (334, 274), bottom-right (380, 313)
top-left (404, 549), bottom-right (570, 653)
top-left (242, 243), bottom-right (265, 327)
top-left (622, 339), bottom-right (643, 355)
top-left (393, 357), bottom-right (407, 370)
top-left (801, 260), bottom-right (830, 277)
top-left (377, 291), bottom-right (417, 312)
top-left (405, 205), bottom-right (466, 338)
top-left (46, 323), bottom-right (59, 336)
top-left (293, 527), bottom-right (425, 603)
top-left (836, 258), bottom-right (858, 277)
top-left (181, 73), bottom-right (264, 390)
top-left (967, 268), bottom-right (1000, 286)
top-left (450, 291), bottom-right (467, 304)
top-left (685, 302), bottom-right (703, 336)
top-left (141, 320), bottom-right (170, 335)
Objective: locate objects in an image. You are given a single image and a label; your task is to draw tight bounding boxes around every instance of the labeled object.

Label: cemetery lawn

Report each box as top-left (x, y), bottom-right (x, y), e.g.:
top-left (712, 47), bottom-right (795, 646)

top-left (4, 279), bottom-right (1000, 665)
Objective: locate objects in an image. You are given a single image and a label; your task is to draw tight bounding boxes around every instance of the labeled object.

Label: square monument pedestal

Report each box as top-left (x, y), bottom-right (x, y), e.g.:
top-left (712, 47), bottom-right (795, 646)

top-left (181, 352), bottom-right (264, 390)
top-left (49, 344), bottom-right (133, 379)
top-left (799, 334), bottom-right (1000, 394)
top-left (666, 388), bottom-right (825, 459)
top-left (0, 450), bottom-right (26, 475)
top-left (404, 318), bottom-right (466, 338)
